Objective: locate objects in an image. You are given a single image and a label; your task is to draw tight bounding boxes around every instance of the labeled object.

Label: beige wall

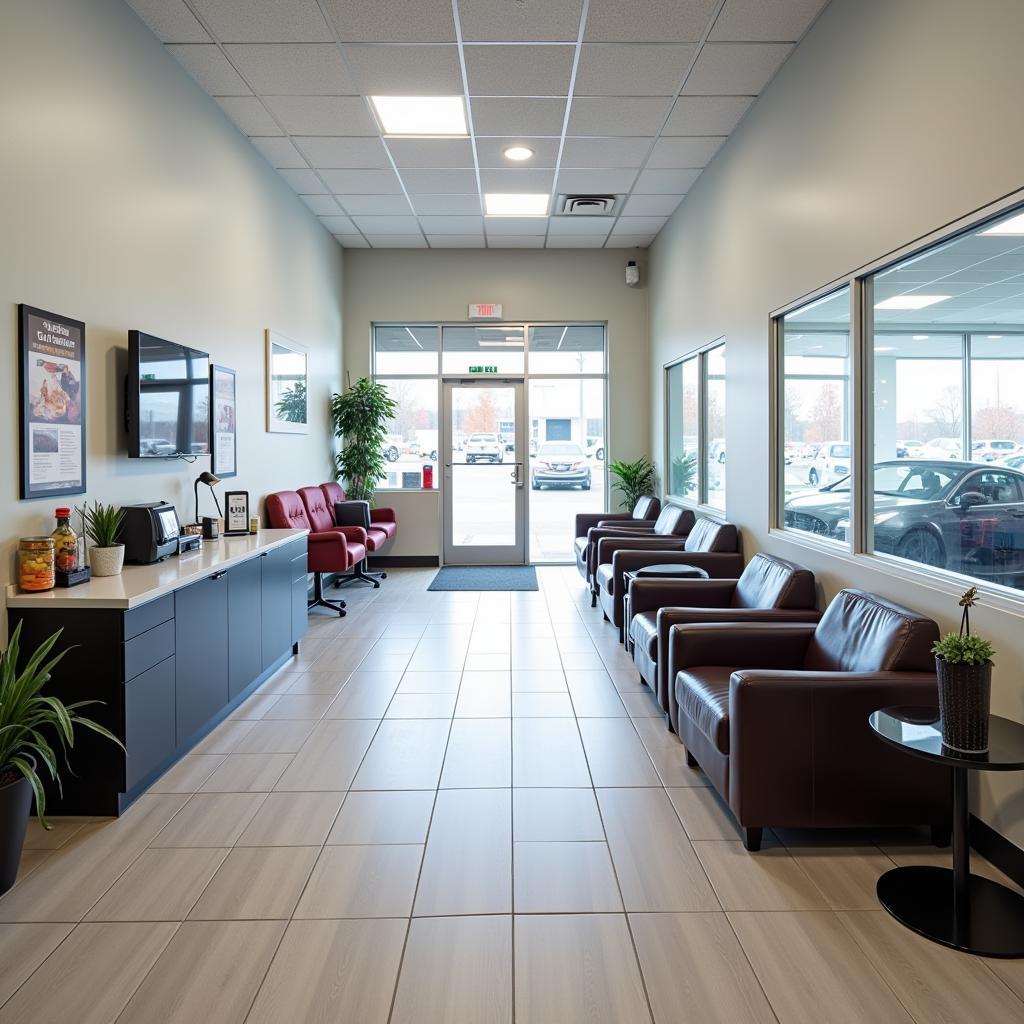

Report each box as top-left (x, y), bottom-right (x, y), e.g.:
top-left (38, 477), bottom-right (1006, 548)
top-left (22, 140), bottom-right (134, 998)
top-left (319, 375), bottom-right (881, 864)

top-left (342, 248), bottom-right (649, 558)
top-left (1, 0), bottom-right (344, 618)
top-left (649, 0), bottom-right (1024, 846)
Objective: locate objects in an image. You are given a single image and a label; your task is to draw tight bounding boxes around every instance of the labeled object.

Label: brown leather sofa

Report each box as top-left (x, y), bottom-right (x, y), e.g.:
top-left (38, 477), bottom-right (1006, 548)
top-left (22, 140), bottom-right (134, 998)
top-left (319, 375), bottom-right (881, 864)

top-left (574, 496), bottom-right (661, 586)
top-left (595, 517), bottom-right (742, 636)
top-left (669, 589), bottom-right (950, 850)
top-left (629, 554), bottom-right (820, 721)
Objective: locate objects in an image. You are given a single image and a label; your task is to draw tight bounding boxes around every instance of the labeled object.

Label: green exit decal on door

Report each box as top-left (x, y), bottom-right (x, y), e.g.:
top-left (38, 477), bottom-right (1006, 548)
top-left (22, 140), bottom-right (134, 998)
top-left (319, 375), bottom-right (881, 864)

top-left (468, 365), bottom-right (498, 374)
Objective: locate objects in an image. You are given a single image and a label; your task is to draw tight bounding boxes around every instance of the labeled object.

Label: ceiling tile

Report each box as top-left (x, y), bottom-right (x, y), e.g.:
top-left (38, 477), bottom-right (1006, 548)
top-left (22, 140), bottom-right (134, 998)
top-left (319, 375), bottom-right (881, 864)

top-left (662, 95), bottom-right (753, 135)
top-left (574, 44), bottom-right (695, 96)
top-left (560, 137), bottom-right (653, 168)
top-left (367, 235), bottom-right (428, 247)
top-left (647, 136), bottom-right (725, 168)
top-left (479, 168), bottom-right (554, 192)
top-left (428, 235), bottom-right (486, 247)
top-left (225, 43), bottom-right (357, 94)
top-left (606, 235), bottom-right (654, 247)
top-left (334, 234), bottom-right (370, 247)
top-left (547, 236), bottom-right (608, 247)
top-left (214, 96), bottom-right (282, 135)
top-left (464, 45), bottom-right (574, 96)
top-left (485, 217), bottom-right (550, 235)
top-left (278, 168), bottom-right (327, 192)
top-left (352, 215), bottom-right (422, 234)
top-left (610, 215), bottom-right (668, 234)
top-left (319, 167), bottom-right (403, 193)
top-left (126, 0), bottom-right (210, 42)
top-left (547, 217), bottom-right (612, 236)
top-left (262, 95), bottom-right (377, 135)
top-left (300, 194), bottom-right (343, 215)
top-left (567, 96), bottom-right (670, 136)
top-left (387, 139), bottom-right (476, 169)
top-left (319, 214), bottom-right (357, 233)
top-left (419, 216), bottom-right (485, 234)
top-left (710, 0), bottom-right (828, 42)
top-left (166, 45), bottom-right (251, 94)
top-left (189, 0), bottom-right (331, 42)
top-left (681, 42), bottom-right (794, 95)
top-left (335, 194), bottom-right (413, 214)
top-left (323, 0), bottom-right (455, 42)
top-left (410, 195), bottom-right (483, 215)
top-left (487, 236), bottom-right (546, 247)
top-left (471, 97), bottom-right (566, 135)
top-left (401, 169), bottom-right (479, 194)
top-left (584, 0), bottom-right (719, 42)
top-left (475, 138), bottom-right (560, 168)
top-left (555, 168), bottom-right (638, 193)
top-left (460, 0), bottom-right (582, 41)
top-left (250, 136), bottom-right (308, 168)
top-left (622, 194), bottom-right (684, 216)
top-left (343, 44), bottom-right (462, 93)
top-left (633, 167), bottom-right (702, 193)
top-left (294, 136), bottom-right (389, 167)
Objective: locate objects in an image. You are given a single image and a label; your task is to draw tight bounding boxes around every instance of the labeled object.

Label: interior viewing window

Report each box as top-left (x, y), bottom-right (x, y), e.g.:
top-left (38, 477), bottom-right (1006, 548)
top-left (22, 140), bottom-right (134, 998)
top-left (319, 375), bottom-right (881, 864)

top-left (442, 325), bottom-right (525, 374)
top-left (666, 356), bottom-right (699, 500)
top-left (867, 206), bottom-right (1024, 590)
top-left (373, 325), bottom-right (439, 375)
top-left (375, 376), bottom-right (439, 489)
top-left (778, 286), bottom-right (851, 539)
top-left (704, 344), bottom-right (726, 509)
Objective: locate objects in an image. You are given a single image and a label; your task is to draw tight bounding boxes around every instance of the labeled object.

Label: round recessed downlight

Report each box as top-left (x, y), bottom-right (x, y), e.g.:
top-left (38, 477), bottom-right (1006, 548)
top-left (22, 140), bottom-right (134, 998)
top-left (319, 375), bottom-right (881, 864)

top-left (503, 145), bottom-right (534, 162)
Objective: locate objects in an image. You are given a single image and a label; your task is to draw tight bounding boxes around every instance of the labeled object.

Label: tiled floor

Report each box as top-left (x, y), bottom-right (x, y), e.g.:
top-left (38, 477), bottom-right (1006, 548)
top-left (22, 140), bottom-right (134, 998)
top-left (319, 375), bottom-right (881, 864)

top-left (2, 566), bottom-right (1023, 1023)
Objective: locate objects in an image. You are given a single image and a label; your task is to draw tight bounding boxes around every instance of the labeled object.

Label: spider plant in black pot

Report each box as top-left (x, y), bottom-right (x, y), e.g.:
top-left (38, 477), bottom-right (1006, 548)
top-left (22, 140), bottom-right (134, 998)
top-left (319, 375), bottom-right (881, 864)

top-left (932, 587), bottom-right (995, 753)
top-left (0, 622), bottom-right (123, 895)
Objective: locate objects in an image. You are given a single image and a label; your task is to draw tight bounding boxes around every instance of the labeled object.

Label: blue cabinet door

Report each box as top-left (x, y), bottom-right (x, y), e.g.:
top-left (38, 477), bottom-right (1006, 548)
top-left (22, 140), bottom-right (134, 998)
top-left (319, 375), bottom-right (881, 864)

top-left (175, 572), bottom-right (229, 745)
top-left (228, 557), bottom-right (263, 698)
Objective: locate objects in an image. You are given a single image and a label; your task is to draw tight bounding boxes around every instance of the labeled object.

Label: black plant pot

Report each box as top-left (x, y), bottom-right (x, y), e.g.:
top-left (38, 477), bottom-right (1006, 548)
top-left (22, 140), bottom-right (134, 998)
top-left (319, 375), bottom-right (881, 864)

top-left (0, 772), bottom-right (33, 896)
top-left (935, 657), bottom-right (992, 753)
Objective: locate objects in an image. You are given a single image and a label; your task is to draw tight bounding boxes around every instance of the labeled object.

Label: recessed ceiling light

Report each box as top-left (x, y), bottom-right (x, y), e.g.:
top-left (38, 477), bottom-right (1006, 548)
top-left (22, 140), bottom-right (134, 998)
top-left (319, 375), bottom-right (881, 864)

top-left (503, 145), bottom-right (534, 162)
top-left (875, 295), bottom-right (950, 310)
top-left (912, 334), bottom-right (929, 340)
top-left (988, 334), bottom-right (1004, 339)
top-left (370, 96), bottom-right (467, 136)
top-left (981, 211), bottom-right (1024, 235)
top-left (875, 346), bottom-right (896, 352)
top-left (484, 193), bottom-right (549, 217)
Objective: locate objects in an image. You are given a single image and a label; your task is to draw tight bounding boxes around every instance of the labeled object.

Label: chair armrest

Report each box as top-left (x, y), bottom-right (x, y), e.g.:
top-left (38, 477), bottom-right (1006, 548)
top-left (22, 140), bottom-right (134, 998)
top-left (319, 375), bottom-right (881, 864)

top-left (575, 511), bottom-right (631, 537)
top-left (663, 551), bottom-right (744, 579)
top-left (627, 578), bottom-right (737, 617)
top-left (308, 531), bottom-right (347, 551)
top-left (333, 500), bottom-right (370, 529)
top-left (334, 525), bottom-right (368, 546)
top-left (370, 507), bottom-right (397, 523)
top-left (668, 622), bottom-right (816, 672)
top-left (596, 536), bottom-right (687, 569)
top-left (596, 520), bottom-right (656, 530)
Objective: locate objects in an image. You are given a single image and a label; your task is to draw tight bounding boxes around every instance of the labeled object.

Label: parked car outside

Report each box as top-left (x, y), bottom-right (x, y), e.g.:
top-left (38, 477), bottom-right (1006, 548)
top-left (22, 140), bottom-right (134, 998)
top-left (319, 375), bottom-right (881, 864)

top-left (999, 454), bottom-right (1024, 472)
top-left (140, 438), bottom-right (176, 456)
top-left (586, 436), bottom-right (605, 461)
top-left (972, 439), bottom-right (1021, 462)
top-left (784, 459), bottom-right (1024, 585)
top-left (531, 441), bottom-right (591, 490)
top-left (464, 432), bottom-right (504, 464)
top-left (896, 439), bottom-right (924, 458)
top-left (709, 439), bottom-right (726, 465)
top-left (806, 441), bottom-right (851, 486)
top-left (918, 437), bottom-right (962, 460)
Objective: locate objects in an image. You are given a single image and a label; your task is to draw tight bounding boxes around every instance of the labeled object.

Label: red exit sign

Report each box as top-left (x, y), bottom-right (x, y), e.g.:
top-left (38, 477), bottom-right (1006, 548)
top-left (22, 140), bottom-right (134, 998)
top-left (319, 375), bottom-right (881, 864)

top-left (468, 303), bottom-right (502, 320)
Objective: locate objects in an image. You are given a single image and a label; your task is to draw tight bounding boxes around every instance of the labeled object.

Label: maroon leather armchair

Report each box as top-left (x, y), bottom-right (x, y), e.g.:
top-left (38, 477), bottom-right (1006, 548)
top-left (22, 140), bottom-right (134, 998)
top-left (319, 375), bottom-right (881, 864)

top-left (265, 489), bottom-right (366, 616)
top-left (574, 495), bottom-right (661, 586)
top-left (628, 554), bottom-right (821, 721)
top-left (297, 486), bottom-right (382, 589)
top-left (317, 482), bottom-right (393, 587)
top-left (669, 589), bottom-right (950, 850)
top-left (320, 481), bottom-right (397, 543)
top-left (595, 517), bottom-right (743, 635)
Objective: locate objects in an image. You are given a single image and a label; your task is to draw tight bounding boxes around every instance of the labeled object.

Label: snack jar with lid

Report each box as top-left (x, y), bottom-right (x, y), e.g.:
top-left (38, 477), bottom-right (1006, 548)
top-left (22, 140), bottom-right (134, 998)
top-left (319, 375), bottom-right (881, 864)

top-left (19, 537), bottom-right (55, 591)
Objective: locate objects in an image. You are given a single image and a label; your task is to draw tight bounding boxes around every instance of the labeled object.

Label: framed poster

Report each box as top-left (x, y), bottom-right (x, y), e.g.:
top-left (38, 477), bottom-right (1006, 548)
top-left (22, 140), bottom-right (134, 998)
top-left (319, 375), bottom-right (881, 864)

top-left (266, 330), bottom-right (308, 434)
top-left (224, 490), bottom-right (250, 535)
top-left (210, 364), bottom-right (237, 478)
top-left (19, 304), bottom-right (86, 500)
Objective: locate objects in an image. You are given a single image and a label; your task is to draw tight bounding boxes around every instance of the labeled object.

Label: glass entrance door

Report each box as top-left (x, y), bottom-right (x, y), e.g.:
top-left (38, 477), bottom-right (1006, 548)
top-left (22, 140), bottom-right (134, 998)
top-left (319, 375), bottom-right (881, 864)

top-left (442, 380), bottom-right (526, 564)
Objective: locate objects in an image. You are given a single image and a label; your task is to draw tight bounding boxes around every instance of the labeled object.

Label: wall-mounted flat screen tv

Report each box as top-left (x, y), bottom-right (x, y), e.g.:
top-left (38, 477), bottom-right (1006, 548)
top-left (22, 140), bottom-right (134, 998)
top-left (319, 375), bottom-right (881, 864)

top-left (126, 331), bottom-right (210, 458)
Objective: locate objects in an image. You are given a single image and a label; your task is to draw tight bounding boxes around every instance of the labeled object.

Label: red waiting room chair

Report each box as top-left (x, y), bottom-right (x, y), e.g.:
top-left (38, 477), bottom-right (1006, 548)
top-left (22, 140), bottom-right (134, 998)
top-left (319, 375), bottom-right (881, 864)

top-left (265, 489), bottom-right (366, 616)
top-left (297, 486), bottom-right (385, 589)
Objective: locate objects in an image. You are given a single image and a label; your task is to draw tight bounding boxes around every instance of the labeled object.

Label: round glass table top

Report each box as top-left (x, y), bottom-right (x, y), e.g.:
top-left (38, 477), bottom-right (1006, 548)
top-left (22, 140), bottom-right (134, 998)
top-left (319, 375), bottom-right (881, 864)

top-left (869, 705), bottom-right (1024, 771)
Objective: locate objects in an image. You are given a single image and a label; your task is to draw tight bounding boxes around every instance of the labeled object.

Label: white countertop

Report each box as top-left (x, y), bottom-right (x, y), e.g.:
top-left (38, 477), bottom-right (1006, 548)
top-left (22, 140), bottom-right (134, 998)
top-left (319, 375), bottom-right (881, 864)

top-left (6, 529), bottom-right (308, 610)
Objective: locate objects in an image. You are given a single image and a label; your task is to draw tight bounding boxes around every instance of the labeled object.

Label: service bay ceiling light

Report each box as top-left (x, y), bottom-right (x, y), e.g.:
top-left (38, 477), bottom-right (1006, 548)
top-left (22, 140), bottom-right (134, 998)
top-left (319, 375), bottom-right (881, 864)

top-left (503, 145), bottom-right (534, 162)
top-left (370, 96), bottom-right (467, 136)
top-left (874, 295), bottom-right (950, 310)
top-left (981, 211), bottom-right (1024, 235)
top-left (484, 193), bottom-right (549, 217)
top-left (912, 334), bottom-right (929, 340)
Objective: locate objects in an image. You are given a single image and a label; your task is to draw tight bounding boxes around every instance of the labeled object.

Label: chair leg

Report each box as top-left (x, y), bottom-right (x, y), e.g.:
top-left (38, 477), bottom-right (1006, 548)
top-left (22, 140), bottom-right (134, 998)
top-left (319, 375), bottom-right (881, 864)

top-left (685, 750), bottom-right (699, 768)
top-left (590, 589), bottom-right (597, 608)
top-left (308, 573), bottom-right (346, 616)
top-left (334, 559), bottom-right (385, 588)
top-left (931, 822), bottom-right (951, 848)
top-left (742, 827), bottom-right (763, 852)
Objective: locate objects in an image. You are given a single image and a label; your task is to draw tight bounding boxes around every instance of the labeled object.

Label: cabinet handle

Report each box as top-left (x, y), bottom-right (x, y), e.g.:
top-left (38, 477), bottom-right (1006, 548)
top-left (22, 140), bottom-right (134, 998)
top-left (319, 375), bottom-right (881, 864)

top-left (260, 552), bottom-right (269, 558)
top-left (210, 570), bottom-right (227, 580)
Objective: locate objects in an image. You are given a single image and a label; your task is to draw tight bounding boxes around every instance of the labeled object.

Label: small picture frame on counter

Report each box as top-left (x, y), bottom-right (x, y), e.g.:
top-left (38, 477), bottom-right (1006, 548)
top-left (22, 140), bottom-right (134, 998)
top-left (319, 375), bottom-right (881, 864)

top-left (224, 490), bottom-right (250, 535)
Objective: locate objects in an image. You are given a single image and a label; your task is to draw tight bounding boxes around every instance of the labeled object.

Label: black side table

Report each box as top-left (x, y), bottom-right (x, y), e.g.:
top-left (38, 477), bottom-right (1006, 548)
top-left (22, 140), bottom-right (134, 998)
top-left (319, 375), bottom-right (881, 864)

top-left (622, 564), bottom-right (710, 653)
top-left (869, 705), bottom-right (1024, 958)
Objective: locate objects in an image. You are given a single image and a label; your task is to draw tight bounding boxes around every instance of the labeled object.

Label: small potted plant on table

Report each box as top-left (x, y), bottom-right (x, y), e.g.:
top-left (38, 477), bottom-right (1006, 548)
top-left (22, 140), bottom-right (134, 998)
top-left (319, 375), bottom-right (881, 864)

top-left (932, 587), bottom-right (995, 752)
top-left (77, 501), bottom-right (126, 577)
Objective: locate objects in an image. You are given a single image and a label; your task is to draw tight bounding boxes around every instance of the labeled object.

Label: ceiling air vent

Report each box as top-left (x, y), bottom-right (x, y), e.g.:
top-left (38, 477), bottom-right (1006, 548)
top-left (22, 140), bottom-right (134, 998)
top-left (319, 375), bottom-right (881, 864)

top-left (557, 194), bottom-right (621, 216)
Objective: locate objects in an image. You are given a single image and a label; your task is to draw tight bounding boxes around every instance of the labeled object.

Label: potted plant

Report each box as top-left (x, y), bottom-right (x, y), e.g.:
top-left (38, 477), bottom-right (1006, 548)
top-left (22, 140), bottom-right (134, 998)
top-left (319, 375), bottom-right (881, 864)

top-left (0, 622), bottom-right (123, 895)
top-left (932, 587), bottom-right (995, 752)
top-left (330, 377), bottom-right (398, 502)
top-left (77, 501), bottom-right (126, 577)
top-left (608, 456), bottom-right (658, 511)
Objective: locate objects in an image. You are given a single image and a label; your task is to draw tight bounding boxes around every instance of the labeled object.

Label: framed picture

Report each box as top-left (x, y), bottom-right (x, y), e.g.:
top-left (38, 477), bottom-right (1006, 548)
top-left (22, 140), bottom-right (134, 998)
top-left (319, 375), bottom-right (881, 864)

top-left (266, 330), bottom-right (308, 434)
top-left (210, 364), bottom-right (237, 478)
top-left (224, 490), bottom-right (250, 536)
top-left (18, 304), bottom-right (87, 500)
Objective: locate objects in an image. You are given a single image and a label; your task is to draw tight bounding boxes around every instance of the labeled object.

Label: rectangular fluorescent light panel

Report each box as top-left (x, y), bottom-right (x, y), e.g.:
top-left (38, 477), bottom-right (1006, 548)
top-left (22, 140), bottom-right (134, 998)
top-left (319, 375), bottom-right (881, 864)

top-left (874, 295), bottom-right (950, 310)
top-left (371, 96), bottom-right (467, 136)
top-left (484, 193), bottom-right (549, 217)
top-left (981, 211), bottom-right (1024, 235)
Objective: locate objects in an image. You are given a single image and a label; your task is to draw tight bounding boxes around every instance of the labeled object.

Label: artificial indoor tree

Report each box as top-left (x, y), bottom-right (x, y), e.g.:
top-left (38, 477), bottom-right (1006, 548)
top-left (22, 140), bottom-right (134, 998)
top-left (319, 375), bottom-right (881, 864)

top-left (330, 377), bottom-right (398, 503)
top-left (608, 456), bottom-right (659, 511)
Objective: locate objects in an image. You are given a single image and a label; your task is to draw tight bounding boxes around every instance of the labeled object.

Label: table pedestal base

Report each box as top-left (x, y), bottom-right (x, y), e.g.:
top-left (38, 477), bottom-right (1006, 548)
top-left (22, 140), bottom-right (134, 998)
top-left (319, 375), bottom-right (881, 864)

top-left (877, 865), bottom-right (1024, 958)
